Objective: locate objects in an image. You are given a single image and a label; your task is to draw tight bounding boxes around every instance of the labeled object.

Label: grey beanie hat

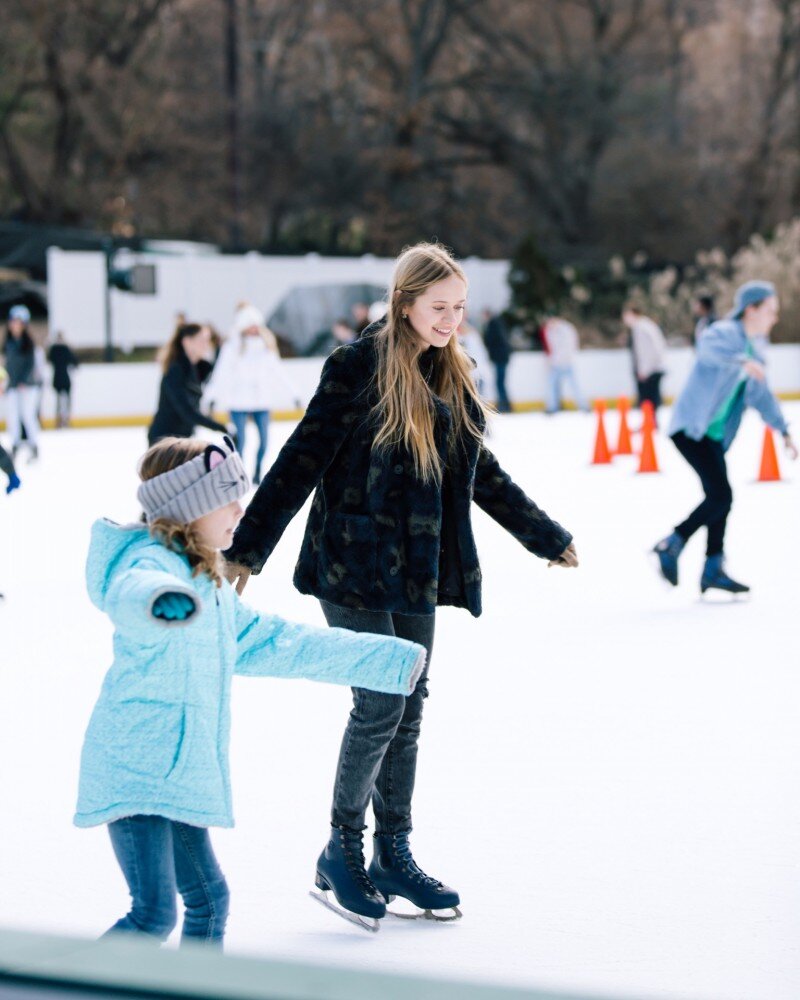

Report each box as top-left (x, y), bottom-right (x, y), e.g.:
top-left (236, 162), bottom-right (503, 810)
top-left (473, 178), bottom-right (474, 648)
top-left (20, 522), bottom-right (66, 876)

top-left (138, 436), bottom-right (249, 524)
top-left (730, 280), bottom-right (777, 319)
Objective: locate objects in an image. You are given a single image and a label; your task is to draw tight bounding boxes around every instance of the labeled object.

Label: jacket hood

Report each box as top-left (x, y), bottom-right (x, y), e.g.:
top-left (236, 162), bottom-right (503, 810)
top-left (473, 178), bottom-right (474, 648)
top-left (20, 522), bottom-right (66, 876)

top-left (86, 518), bottom-right (157, 611)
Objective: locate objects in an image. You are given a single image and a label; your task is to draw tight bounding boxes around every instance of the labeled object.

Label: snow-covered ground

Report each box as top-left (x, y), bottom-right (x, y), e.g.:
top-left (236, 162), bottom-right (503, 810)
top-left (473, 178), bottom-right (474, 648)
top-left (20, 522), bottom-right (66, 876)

top-left (1, 406), bottom-right (798, 1000)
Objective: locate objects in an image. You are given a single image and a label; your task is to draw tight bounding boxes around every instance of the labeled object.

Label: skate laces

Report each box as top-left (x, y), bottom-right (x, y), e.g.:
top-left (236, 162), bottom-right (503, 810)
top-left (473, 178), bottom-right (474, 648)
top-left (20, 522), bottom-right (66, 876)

top-left (391, 835), bottom-right (443, 887)
top-left (340, 830), bottom-right (380, 894)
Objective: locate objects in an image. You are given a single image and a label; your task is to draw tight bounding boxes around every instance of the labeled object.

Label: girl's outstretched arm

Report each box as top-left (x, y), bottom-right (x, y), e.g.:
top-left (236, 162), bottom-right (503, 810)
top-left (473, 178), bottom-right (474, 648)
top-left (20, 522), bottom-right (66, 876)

top-left (233, 597), bottom-right (426, 695)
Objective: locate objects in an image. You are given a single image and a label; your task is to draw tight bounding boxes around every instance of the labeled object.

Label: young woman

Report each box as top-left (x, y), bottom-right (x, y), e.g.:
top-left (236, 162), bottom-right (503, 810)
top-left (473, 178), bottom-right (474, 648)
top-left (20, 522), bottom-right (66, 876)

top-left (223, 243), bottom-right (577, 929)
top-left (148, 323), bottom-right (230, 446)
top-left (76, 435), bottom-right (424, 946)
top-left (204, 304), bottom-right (298, 483)
top-left (2, 305), bottom-right (41, 460)
top-left (654, 280), bottom-right (797, 594)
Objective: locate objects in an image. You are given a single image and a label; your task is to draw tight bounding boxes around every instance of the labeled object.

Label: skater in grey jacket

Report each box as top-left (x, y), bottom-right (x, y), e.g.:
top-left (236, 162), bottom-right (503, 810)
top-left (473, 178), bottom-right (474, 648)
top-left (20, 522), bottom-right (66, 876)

top-left (654, 281), bottom-right (797, 594)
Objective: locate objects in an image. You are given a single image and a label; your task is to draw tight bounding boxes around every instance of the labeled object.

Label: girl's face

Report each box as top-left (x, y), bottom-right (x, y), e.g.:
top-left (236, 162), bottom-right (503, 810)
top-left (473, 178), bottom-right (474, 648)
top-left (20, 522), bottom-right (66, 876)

top-left (8, 319), bottom-right (24, 337)
top-left (192, 500), bottom-right (243, 550)
top-left (405, 275), bottom-right (467, 351)
top-left (183, 325), bottom-right (213, 363)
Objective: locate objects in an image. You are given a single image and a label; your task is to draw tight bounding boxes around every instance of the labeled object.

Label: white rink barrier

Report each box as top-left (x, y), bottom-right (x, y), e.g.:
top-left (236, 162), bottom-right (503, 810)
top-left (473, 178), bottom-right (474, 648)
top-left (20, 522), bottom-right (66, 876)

top-left (2, 345), bottom-right (799, 428)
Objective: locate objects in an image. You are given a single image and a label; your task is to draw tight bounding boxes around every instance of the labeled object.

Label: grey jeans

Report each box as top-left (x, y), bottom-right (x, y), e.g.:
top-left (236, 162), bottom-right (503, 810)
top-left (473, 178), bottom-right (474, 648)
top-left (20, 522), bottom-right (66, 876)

top-left (320, 600), bottom-right (435, 834)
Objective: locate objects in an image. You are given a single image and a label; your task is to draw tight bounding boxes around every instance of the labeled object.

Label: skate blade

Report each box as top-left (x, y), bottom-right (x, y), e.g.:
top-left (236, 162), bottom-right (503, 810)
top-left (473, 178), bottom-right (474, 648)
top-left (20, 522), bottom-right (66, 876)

top-left (700, 590), bottom-right (750, 604)
top-left (308, 890), bottom-right (380, 933)
top-left (700, 589), bottom-right (750, 604)
top-left (387, 904), bottom-right (462, 922)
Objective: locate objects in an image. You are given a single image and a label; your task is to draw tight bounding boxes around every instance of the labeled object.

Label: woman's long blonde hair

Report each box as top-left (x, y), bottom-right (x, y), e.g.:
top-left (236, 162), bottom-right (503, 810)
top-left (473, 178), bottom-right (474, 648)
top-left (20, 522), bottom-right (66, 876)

top-left (372, 243), bottom-right (490, 482)
top-left (138, 437), bottom-right (223, 587)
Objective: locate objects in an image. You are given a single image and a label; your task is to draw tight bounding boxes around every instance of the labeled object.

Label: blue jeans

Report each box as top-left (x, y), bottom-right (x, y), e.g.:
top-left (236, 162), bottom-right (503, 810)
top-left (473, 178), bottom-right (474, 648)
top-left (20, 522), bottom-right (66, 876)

top-left (105, 815), bottom-right (229, 946)
top-left (320, 601), bottom-right (435, 834)
top-left (230, 410), bottom-right (270, 475)
top-left (547, 365), bottom-right (588, 413)
top-left (493, 362), bottom-right (511, 412)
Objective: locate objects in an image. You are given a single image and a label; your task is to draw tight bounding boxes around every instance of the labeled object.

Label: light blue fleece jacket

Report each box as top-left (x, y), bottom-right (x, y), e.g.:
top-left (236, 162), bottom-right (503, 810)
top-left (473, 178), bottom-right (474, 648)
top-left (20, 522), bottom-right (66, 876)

top-left (75, 519), bottom-right (427, 829)
top-left (669, 319), bottom-right (788, 451)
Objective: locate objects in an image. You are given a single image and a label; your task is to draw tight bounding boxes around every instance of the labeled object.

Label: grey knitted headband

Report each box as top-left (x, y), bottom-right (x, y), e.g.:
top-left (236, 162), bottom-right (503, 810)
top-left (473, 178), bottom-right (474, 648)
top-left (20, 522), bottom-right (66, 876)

top-left (138, 439), bottom-right (250, 524)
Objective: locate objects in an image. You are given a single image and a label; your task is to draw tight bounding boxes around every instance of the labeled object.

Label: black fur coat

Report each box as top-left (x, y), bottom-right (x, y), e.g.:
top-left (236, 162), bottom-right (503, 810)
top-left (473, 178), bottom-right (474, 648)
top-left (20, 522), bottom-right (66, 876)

top-left (225, 335), bottom-right (572, 617)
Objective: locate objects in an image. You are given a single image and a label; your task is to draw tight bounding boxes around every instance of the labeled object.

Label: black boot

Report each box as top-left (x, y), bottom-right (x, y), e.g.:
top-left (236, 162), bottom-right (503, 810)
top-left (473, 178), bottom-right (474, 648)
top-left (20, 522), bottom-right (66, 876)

top-left (312, 826), bottom-right (386, 931)
top-left (701, 554), bottom-right (749, 595)
top-left (368, 832), bottom-right (461, 920)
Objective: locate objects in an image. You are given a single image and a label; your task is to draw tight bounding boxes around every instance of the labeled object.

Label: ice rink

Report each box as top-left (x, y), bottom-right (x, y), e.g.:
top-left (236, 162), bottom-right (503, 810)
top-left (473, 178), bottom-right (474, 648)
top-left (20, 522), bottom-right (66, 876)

top-left (1, 405), bottom-right (798, 1000)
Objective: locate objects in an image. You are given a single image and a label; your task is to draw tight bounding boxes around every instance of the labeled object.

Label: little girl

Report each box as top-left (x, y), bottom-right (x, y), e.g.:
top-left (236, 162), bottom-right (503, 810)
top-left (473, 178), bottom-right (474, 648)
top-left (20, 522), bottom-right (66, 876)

top-left (75, 435), bottom-right (426, 946)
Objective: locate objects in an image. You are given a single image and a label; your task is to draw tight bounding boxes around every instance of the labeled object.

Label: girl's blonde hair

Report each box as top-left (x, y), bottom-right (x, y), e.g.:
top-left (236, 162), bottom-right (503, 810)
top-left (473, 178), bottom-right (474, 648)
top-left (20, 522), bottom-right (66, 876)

top-left (372, 242), bottom-right (490, 482)
top-left (138, 437), bottom-right (224, 587)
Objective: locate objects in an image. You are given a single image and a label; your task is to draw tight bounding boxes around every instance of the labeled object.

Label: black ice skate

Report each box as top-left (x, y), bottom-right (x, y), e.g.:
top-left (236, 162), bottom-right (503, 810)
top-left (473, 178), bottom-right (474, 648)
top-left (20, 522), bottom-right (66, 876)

top-left (700, 554), bottom-right (750, 597)
top-left (310, 826), bottom-right (386, 933)
top-left (368, 832), bottom-right (462, 922)
top-left (653, 532), bottom-right (685, 586)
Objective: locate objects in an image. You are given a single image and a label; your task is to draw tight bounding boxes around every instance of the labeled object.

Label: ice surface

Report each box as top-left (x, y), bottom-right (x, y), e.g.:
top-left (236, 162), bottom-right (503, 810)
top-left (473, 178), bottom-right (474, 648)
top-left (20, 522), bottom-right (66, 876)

top-left (1, 407), bottom-right (798, 1000)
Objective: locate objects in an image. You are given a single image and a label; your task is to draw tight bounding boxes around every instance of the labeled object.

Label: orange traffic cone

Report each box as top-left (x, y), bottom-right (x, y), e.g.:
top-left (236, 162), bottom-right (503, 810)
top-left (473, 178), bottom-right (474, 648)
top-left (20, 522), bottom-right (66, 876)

top-left (641, 400), bottom-right (656, 433)
top-left (757, 427), bottom-right (781, 482)
top-left (592, 400), bottom-right (612, 464)
top-left (637, 419), bottom-right (660, 474)
top-left (615, 396), bottom-right (633, 455)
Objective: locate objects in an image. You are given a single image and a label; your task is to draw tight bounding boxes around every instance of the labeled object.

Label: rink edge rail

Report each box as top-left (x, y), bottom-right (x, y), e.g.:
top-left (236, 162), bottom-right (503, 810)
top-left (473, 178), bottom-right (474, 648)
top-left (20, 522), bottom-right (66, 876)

top-left (0, 927), bottom-right (664, 1000)
top-left (2, 392), bottom-right (799, 432)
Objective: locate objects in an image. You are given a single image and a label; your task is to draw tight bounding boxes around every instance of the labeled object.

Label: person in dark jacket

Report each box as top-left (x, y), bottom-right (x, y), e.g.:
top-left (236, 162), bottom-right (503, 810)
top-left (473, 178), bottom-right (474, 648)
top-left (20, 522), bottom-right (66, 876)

top-left (481, 308), bottom-right (512, 412)
top-left (2, 305), bottom-right (41, 460)
top-left (148, 322), bottom-right (230, 446)
top-left (48, 331), bottom-right (80, 428)
top-left (223, 243), bottom-right (577, 930)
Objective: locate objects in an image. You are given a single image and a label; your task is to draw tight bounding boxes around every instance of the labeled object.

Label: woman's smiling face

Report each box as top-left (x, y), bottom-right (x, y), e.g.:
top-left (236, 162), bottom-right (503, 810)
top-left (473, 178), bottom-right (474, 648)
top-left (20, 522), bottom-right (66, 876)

top-left (405, 274), bottom-right (467, 351)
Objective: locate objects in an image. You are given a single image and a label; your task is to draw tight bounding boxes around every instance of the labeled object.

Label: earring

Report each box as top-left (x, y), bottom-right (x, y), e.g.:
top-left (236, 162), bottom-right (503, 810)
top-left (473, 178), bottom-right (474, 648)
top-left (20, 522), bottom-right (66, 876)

top-left (402, 313), bottom-right (407, 319)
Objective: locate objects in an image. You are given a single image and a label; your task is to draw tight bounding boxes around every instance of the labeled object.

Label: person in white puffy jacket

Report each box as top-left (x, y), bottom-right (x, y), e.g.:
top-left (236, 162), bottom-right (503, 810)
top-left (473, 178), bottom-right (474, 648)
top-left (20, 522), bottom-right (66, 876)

top-left (205, 304), bottom-right (298, 483)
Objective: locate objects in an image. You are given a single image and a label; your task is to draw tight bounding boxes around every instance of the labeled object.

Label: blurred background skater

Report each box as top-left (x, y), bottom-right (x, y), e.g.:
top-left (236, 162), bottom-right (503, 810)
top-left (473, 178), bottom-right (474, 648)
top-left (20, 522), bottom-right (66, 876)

top-left (456, 315), bottom-right (491, 395)
top-left (654, 280), bottom-right (797, 596)
top-left (331, 318), bottom-right (357, 347)
top-left (622, 303), bottom-right (667, 424)
top-left (0, 428), bottom-right (21, 602)
top-left (204, 304), bottom-right (298, 484)
top-left (481, 307), bottom-right (512, 412)
top-left (48, 331), bottom-right (80, 429)
top-left (0, 439), bottom-right (21, 495)
top-left (1, 305), bottom-right (41, 462)
top-left (692, 294), bottom-right (717, 345)
top-left (148, 322), bottom-right (231, 447)
top-left (542, 315), bottom-right (589, 414)
top-left (351, 302), bottom-right (371, 338)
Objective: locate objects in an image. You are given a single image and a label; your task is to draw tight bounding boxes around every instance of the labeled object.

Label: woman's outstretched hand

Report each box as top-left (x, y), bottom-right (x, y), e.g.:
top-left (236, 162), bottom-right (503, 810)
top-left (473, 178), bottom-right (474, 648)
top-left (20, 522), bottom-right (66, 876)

top-left (548, 542), bottom-right (579, 569)
top-left (783, 433), bottom-right (799, 461)
top-left (224, 560), bottom-right (252, 595)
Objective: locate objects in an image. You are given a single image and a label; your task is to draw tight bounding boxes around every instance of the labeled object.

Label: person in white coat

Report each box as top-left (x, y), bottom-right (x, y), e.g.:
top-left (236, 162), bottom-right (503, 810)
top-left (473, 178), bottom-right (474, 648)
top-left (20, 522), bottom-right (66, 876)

top-left (205, 304), bottom-right (298, 483)
top-left (542, 316), bottom-right (588, 413)
top-left (622, 304), bottom-right (667, 421)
